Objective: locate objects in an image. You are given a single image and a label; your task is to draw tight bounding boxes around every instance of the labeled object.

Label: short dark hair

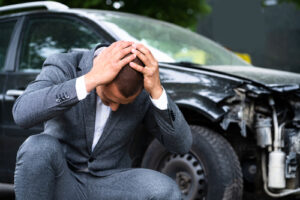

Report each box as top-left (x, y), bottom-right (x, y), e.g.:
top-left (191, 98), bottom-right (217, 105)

top-left (114, 54), bottom-right (144, 98)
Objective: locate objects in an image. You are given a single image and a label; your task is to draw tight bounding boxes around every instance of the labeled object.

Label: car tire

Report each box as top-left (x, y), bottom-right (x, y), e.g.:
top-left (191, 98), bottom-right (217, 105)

top-left (141, 125), bottom-right (243, 200)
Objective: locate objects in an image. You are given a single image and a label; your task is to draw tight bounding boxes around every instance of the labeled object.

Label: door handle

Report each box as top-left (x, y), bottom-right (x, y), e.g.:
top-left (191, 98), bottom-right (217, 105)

top-left (4, 89), bottom-right (24, 101)
top-left (6, 89), bottom-right (24, 97)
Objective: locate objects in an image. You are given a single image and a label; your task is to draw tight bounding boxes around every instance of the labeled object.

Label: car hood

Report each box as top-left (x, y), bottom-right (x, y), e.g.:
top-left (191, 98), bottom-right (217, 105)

top-left (200, 65), bottom-right (300, 91)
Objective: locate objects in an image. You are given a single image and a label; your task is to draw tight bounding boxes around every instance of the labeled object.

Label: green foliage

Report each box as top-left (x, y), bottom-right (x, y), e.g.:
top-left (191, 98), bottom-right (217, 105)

top-left (279, 0), bottom-right (300, 7)
top-left (0, 0), bottom-right (211, 30)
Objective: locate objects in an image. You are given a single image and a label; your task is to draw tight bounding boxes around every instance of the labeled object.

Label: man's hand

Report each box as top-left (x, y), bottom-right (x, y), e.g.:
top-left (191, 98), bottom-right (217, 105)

top-left (129, 43), bottom-right (163, 99)
top-left (84, 41), bottom-right (136, 93)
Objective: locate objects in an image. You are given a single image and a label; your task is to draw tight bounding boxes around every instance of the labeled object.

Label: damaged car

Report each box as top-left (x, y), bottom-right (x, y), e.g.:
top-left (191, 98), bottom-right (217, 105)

top-left (1, 1), bottom-right (300, 200)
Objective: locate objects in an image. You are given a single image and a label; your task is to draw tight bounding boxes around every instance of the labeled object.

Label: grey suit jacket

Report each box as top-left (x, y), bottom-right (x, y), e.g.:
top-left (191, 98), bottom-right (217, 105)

top-left (13, 44), bottom-right (193, 176)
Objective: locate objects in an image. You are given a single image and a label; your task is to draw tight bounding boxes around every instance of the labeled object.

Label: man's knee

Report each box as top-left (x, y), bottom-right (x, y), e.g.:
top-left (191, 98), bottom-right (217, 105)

top-left (150, 177), bottom-right (181, 200)
top-left (15, 134), bottom-right (65, 199)
top-left (137, 169), bottom-right (181, 200)
top-left (17, 134), bottom-right (62, 164)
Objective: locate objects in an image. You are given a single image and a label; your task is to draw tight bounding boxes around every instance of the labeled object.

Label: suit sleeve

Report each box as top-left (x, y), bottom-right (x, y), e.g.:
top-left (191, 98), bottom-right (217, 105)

top-left (144, 93), bottom-right (193, 154)
top-left (12, 54), bottom-right (80, 129)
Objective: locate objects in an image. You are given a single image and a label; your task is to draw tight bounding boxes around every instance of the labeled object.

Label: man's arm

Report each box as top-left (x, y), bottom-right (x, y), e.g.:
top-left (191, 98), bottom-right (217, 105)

top-left (129, 43), bottom-right (192, 154)
top-left (13, 41), bottom-right (136, 129)
top-left (13, 53), bottom-right (80, 129)
top-left (145, 89), bottom-right (193, 154)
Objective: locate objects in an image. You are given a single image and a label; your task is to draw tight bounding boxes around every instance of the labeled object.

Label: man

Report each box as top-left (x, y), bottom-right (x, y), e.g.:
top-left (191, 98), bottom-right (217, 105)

top-left (13, 41), bottom-right (192, 200)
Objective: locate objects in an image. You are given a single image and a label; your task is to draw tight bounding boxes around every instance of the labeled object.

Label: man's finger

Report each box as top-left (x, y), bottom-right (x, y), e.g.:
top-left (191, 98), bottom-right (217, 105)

top-left (117, 54), bottom-right (136, 68)
top-left (116, 46), bottom-right (135, 60)
top-left (117, 41), bottom-right (134, 49)
top-left (134, 43), bottom-right (155, 60)
top-left (110, 41), bottom-right (119, 48)
top-left (129, 62), bottom-right (145, 73)
top-left (131, 49), bottom-right (151, 67)
top-left (112, 41), bottom-right (134, 55)
top-left (133, 44), bottom-right (156, 66)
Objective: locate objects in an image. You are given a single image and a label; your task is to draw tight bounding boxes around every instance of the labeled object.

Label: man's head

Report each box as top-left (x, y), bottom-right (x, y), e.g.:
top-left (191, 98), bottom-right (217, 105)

top-left (96, 54), bottom-right (145, 111)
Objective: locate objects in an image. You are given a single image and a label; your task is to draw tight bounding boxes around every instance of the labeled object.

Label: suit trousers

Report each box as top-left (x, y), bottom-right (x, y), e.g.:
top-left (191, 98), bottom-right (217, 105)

top-left (14, 134), bottom-right (181, 200)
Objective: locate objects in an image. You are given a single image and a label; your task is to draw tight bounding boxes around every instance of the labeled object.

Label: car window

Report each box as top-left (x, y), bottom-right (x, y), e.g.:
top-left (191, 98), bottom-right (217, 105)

top-left (19, 17), bottom-right (102, 72)
top-left (0, 20), bottom-right (16, 71)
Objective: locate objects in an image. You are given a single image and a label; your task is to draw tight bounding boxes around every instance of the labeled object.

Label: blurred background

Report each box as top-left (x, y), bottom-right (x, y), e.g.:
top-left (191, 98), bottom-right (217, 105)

top-left (0, 0), bottom-right (299, 73)
top-left (0, 1), bottom-right (300, 200)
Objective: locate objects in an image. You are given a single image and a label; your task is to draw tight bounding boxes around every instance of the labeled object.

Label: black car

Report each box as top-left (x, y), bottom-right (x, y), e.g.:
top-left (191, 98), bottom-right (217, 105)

top-left (1, 1), bottom-right (300, 200)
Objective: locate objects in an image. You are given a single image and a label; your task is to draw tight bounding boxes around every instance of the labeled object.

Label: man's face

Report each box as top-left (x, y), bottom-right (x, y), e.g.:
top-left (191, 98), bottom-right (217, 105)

top-left (96, 82), bottom-right (141, 111)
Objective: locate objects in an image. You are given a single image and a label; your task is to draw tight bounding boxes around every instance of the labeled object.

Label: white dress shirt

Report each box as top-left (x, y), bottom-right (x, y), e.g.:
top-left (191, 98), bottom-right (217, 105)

top-left (75, 52), bottom-right (168, 151)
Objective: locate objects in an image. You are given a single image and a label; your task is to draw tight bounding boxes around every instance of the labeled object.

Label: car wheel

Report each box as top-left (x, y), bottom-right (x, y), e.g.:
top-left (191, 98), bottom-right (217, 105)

top-left (141, 125), bottom-right (243, 200)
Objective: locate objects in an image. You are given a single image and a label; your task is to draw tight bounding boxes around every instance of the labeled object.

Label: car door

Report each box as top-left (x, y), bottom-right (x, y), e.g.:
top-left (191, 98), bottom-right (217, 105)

top-left (1, 12), bottom-right (108, 183)
top-left (0, 18), bottom-right (19, 183)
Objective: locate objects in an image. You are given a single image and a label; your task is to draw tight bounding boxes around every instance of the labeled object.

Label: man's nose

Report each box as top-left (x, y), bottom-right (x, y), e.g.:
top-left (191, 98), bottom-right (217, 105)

top-left (110, 103), bottom-right (120, 111)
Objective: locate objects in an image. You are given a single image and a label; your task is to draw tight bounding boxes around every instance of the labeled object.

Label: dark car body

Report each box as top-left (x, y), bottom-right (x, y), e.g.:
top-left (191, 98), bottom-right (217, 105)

top-left (1, 2), bottom-right (300, 200)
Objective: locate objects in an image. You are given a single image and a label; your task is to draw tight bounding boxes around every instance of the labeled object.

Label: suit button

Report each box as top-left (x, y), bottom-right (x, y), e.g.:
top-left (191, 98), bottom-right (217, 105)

top-left (170, 110), bottom-right (176, 121)
top-left (64, 92), bottom-right (69, 99)
top-left (89, 157), bottom-right (95, 162)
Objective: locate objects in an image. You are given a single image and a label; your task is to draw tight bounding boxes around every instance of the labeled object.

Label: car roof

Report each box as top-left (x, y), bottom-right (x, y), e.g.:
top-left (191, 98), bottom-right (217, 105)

top-left (0, 1), bottom-right (149, 21)
top-left (0, 1), bottom-right (68, 12)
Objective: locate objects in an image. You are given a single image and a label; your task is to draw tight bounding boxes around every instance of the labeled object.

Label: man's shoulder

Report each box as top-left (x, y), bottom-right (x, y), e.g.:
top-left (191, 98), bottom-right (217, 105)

top-left (43, 50), bottom-right (88, 68)
top-left (42, 48), bottom-right (94, 78)
top-left (42, 43), bottom-right (110, 74)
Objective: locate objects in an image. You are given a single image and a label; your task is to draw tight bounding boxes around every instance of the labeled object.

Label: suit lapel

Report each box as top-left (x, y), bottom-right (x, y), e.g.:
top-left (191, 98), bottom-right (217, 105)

top-left (92, 105), bottom-right (125, 155)
top-left (82, 90), bottom-right (97, 153)
top-left (78, 46), bottom-right (97, 153)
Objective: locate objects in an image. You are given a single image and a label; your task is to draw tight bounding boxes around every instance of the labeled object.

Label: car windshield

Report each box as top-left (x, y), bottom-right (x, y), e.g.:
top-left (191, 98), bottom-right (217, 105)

top-left (84, 10), bottom-right (249, 66)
